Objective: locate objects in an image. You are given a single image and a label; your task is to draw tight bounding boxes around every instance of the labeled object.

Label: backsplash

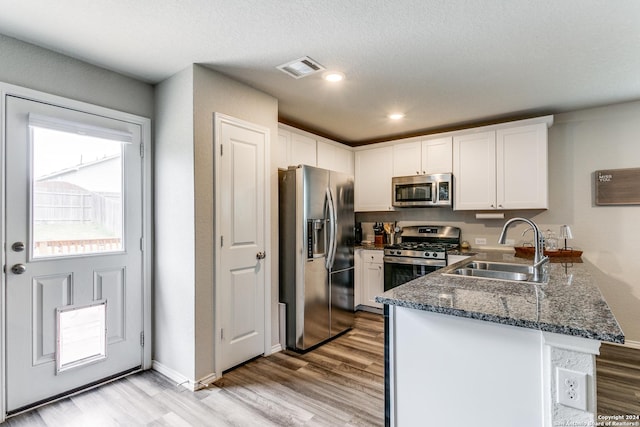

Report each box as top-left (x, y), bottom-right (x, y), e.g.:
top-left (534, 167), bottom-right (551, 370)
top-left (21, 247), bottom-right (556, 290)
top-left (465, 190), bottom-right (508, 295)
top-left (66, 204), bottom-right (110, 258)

top-left (356, 208), bottom-right (572, 250)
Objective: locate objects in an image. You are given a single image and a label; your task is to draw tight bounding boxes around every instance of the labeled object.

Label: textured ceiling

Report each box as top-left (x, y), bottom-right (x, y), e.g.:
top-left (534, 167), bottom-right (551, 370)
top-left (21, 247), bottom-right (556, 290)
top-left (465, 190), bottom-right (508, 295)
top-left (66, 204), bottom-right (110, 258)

top-left (1, 0), bottom-right (640, 144)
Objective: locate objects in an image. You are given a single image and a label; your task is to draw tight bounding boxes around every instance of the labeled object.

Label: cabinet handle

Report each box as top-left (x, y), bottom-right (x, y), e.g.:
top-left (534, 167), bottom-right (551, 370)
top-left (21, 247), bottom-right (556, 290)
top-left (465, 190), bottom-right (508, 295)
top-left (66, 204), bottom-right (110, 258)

top-left (490, 204), bottom-right (495, 208)
top-left (416, 171), bottom-right (420, 175)
top-left (498, 204), bottom-right (503, 208)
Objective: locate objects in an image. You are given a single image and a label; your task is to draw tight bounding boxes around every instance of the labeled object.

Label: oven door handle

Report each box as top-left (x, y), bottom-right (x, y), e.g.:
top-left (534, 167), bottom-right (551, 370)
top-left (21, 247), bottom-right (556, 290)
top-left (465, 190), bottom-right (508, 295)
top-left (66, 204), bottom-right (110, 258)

top-left (383, 256), bottom-right (446, 267)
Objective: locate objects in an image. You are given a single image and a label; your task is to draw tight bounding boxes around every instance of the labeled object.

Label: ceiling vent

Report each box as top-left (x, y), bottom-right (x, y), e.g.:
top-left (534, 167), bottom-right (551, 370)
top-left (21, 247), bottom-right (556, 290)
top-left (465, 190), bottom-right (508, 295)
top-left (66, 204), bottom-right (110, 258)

top-left (277, 56), bottom-right (325, 79)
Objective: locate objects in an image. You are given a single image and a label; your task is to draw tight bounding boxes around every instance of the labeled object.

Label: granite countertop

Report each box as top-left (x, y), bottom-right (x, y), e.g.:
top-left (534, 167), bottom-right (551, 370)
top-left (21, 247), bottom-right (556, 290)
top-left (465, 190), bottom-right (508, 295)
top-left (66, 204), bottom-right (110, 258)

top-left (376, 252), bottom-right (624, 344)
top-left (355, 242), bottom-right (386, 250)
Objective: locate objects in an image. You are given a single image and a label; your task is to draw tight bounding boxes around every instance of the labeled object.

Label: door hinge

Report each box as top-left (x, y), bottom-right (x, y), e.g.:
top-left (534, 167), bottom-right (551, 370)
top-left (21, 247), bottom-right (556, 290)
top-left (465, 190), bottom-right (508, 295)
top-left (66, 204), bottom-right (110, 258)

top-left (140, 331), bottom-right (145, 347)
top-left (220, 144), bottom-right (223, 156)
top-left (140, 237), bottom-right (144, 251)
top-left (220, 235), bottom-right (224, 247)
top-left (220, 329), bottom-right (224, 340)
top-left (140, 143), bottom-right (144, 158)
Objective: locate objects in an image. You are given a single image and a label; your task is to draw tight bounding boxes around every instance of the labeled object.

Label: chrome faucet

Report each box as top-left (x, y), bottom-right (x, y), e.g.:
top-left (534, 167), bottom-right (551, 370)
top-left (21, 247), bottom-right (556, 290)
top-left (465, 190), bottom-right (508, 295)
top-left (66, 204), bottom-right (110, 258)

top-left (498, 217), bottom-right (549, 281)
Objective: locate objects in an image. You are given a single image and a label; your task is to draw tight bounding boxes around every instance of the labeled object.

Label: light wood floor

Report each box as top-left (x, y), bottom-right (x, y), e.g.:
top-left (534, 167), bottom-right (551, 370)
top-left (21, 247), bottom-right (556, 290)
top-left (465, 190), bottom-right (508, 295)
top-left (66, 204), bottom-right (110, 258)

top-left (597, 342), bottom-right (640, 417)
top-left (5, 313), bottom-right (639, 426)
top-left (5, 311), bottom-right (384, 426)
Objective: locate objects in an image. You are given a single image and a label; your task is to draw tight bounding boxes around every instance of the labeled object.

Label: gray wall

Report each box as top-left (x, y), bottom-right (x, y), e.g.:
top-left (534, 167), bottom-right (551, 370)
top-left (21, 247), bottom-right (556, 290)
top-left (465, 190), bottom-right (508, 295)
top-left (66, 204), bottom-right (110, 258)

top-left (153, 67), bottom-right (196, 379)
top-left (192, 65), bottom-right (278, 380)
top-left (0, 34), bottom-right (153, 118)
top-left (358, 100), bottom-right (640, 343)
top-left (153, 64), bottom-right (278, 383)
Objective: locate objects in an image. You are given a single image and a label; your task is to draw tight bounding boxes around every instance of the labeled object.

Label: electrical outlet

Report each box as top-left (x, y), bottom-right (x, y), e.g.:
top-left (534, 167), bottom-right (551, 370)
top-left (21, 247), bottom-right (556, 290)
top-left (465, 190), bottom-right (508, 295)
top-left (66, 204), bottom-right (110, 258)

top-left (474, 237), bottom-right (487, 245)
top-left (505, 238), bottom-right (515, 246)
top-left (557, 367), bottom-right (588, 411)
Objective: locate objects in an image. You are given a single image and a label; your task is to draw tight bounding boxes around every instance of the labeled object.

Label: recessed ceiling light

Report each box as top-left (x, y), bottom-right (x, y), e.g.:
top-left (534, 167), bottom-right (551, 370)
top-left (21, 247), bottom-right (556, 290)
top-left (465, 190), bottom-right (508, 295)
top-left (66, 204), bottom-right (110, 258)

top-left (323, 71), bottom-right (345, 82)
top-left (277, 56), bottom-right (325, 79)
top-left (388, 113), bottom-right (405, 120)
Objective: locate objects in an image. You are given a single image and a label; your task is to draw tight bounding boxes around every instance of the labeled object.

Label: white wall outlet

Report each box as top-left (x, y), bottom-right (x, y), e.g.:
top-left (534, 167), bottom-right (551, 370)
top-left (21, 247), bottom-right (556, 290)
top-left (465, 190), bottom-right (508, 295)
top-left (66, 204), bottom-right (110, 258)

top-left (474, 237), bottom-right (487, 245)
top-left (556, 367), bottom-right (588, 411)
top-left (504, 238), bottom-right (515, 246)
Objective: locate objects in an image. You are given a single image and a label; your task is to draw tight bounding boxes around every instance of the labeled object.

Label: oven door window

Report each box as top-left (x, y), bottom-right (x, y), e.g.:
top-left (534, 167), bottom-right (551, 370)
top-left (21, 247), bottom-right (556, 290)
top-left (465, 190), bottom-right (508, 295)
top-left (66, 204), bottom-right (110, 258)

top-left (395, 183), bottom-right (432, 203)
top-left (384, 262), bottom-right (440, 291)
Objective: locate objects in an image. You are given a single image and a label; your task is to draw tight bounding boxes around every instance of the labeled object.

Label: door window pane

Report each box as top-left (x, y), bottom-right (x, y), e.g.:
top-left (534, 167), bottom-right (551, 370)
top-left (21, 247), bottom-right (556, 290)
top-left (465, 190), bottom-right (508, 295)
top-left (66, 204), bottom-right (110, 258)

top-left (31, 126), bottom-right (124, 257)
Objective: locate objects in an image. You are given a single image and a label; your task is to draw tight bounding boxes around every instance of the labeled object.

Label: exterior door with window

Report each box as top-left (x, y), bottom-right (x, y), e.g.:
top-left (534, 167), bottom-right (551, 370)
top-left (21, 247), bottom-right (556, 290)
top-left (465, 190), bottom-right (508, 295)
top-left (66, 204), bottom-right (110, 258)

top-left (5, 96), bottom-right (145, 413)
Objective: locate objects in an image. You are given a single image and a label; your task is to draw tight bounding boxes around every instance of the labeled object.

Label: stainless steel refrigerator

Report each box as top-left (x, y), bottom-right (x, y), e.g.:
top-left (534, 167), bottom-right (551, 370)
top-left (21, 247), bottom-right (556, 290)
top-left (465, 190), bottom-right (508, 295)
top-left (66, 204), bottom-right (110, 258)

top-left (278, 165), bottom-right (355, 351)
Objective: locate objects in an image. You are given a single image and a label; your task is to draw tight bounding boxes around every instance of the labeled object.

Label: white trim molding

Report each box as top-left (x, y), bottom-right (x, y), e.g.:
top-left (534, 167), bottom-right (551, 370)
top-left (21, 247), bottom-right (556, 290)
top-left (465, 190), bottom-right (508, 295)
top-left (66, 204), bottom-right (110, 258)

top-left (151, 361), bottom-right (217, 392)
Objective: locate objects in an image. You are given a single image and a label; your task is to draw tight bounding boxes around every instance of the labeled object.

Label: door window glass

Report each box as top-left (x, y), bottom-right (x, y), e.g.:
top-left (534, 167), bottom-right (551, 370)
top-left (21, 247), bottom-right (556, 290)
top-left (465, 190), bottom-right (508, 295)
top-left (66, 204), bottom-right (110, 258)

top-left (31, 123), bottom-right (125, 258)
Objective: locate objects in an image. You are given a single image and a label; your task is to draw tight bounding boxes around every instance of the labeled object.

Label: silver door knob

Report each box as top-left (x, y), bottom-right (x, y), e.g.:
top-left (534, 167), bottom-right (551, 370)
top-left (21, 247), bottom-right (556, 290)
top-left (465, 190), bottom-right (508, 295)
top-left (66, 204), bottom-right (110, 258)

top-left (11, 242), bottom-right (25, 252)
top-left (11, 264), bottom-right (27, 275)
top-left (256, 251), bottom-right (266, 260)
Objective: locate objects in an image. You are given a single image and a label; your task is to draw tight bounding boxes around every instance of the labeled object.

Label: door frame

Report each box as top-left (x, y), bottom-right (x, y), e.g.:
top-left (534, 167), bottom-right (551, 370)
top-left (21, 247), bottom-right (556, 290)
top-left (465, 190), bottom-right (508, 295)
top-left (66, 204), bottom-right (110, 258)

top-left (213, 113), bottom-right (271, 379)
top-left (0, 82), bottom-right (153, 422)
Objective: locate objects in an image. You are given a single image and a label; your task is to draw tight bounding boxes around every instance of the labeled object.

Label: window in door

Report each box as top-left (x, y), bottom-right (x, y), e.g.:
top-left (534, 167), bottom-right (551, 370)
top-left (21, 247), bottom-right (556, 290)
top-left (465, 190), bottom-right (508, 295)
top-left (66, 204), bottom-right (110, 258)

top-left (30, 115), bottom-right (128, 258)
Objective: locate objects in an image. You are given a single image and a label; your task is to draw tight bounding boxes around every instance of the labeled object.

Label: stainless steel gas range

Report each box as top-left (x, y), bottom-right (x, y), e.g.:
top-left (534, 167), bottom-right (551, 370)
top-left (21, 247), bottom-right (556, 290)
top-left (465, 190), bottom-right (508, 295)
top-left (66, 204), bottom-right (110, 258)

top-left (383, 225), bottom-right (461, 291)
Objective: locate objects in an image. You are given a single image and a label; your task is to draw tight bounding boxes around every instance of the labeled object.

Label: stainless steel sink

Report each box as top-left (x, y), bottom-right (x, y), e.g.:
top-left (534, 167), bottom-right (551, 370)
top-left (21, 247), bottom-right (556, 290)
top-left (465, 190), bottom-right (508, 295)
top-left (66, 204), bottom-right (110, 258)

top-left (443, 260), bottom-right (548, 284)
top-left (463, 261), bottom-right (535, 275)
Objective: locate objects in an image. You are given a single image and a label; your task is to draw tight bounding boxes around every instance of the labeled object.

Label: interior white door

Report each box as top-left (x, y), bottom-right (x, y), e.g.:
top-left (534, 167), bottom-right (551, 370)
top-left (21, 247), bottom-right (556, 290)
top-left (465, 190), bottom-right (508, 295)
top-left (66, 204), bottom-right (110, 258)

top-left (216, 115), bottom-right (267, 371)
top-left (5, 96), bottom-right (144, 413)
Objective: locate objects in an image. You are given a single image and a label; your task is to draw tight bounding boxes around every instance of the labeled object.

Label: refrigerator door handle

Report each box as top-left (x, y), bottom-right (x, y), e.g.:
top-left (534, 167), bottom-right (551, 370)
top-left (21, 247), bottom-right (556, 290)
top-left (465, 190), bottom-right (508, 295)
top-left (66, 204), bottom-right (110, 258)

top-left (325, 187), bottom-right (337, 270)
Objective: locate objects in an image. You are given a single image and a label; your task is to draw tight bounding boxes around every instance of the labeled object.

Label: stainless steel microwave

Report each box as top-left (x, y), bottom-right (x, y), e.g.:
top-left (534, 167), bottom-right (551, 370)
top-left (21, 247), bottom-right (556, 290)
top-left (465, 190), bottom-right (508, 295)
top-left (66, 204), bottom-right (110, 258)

top-left (391, 173), bottom-right (453, 207)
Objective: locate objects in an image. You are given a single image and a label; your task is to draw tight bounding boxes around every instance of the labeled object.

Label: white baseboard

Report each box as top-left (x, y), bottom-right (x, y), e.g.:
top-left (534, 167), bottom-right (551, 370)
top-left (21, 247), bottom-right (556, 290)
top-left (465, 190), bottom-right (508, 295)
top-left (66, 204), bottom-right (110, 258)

top-left (271, 343), bottom-right (282, 354)
top-left (152, 360), bottom-right (217, 391)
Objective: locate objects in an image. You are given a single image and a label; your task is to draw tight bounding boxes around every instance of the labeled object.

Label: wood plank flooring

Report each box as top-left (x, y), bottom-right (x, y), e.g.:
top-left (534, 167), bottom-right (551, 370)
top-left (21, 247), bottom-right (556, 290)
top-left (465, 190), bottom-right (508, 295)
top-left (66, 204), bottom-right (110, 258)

top-left (5, 311), bottom-right (384, 427)
top-left (596, 342), bottom-right (640, 417)
top-left (5, 312), bottom-right (639, 426)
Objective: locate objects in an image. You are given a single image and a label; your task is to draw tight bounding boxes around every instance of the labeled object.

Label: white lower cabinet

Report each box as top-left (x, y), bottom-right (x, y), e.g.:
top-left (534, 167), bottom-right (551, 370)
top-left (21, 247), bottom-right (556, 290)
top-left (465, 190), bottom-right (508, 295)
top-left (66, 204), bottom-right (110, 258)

top-left (355, 249), bottom-right (384, 309)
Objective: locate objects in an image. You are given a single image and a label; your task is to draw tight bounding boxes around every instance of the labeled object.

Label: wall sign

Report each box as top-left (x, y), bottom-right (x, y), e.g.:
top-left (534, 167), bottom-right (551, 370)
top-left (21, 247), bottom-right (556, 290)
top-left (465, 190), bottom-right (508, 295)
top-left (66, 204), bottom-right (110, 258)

top-left (595, 167), bottom-right (640, 205)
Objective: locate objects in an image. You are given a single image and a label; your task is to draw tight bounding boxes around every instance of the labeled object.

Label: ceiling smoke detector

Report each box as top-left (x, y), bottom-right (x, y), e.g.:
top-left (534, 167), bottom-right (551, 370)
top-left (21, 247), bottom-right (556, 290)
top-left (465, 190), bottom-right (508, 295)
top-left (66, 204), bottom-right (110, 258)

top-left (277, 56), bottom-right (325, 79)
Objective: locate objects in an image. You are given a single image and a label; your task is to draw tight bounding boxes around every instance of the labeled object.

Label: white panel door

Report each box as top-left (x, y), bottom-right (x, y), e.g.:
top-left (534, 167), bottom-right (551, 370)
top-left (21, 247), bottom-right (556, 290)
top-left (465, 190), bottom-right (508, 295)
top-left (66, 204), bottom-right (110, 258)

top-left (5, 96), bottom-right (144, 412)
top-left (217, 115), bottom-right (267, 371)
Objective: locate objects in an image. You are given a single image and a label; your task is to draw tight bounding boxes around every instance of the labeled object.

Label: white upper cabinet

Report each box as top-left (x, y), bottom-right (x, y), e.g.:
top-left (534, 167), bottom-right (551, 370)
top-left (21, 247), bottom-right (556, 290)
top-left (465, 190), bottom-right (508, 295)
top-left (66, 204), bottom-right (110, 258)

top-left (290, 132), bottom-right (317, 167)
top-left (317, 140), bottom-right (354, 175)
top-left (453, 121), bottom-right (549, 210)
top-left (355, 146), bottom-right (394, 211)
top-left (277, 125), bottom-right (353, 174)
top-left (276, 128), bottom-right (316, 168)
top-left (392, 141), bottom-right (422, 176)
top-left (496, 123), bottom-right (548, 209)
top-left (453, 131), bottom-right (497, 210)
top-left (422, 136), bottom-right (453, 174)
top-left (392, 137), bottom-right (452, 177)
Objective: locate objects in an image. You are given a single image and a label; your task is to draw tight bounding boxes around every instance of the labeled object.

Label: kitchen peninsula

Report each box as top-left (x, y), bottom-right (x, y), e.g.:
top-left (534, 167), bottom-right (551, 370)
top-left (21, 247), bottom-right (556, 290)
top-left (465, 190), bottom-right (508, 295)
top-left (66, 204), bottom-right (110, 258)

top-left (376, 252), bottom-right (624, 427)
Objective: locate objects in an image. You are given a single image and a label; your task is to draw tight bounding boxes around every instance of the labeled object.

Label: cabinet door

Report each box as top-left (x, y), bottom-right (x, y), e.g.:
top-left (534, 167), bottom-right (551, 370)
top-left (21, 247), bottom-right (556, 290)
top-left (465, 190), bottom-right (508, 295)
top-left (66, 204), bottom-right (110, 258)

top-left (363, 251), bottom-right (384, 309)
top-left (276, 129), bottom-right (291, 169)
top-left (422, 136), bottom-right (452, 174)
top-left (453, 131), bottom-right (496, 210)
top-left (355, 146), bottom-right (394, 211)
top-left (392, 141), bottom-right (422, 177)
top-left (317, 140), bottom-right (354, 175)
top-left (290, 132), bottom-right (317, 167)
top-left (496, 123), bottom-right (548, 209)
